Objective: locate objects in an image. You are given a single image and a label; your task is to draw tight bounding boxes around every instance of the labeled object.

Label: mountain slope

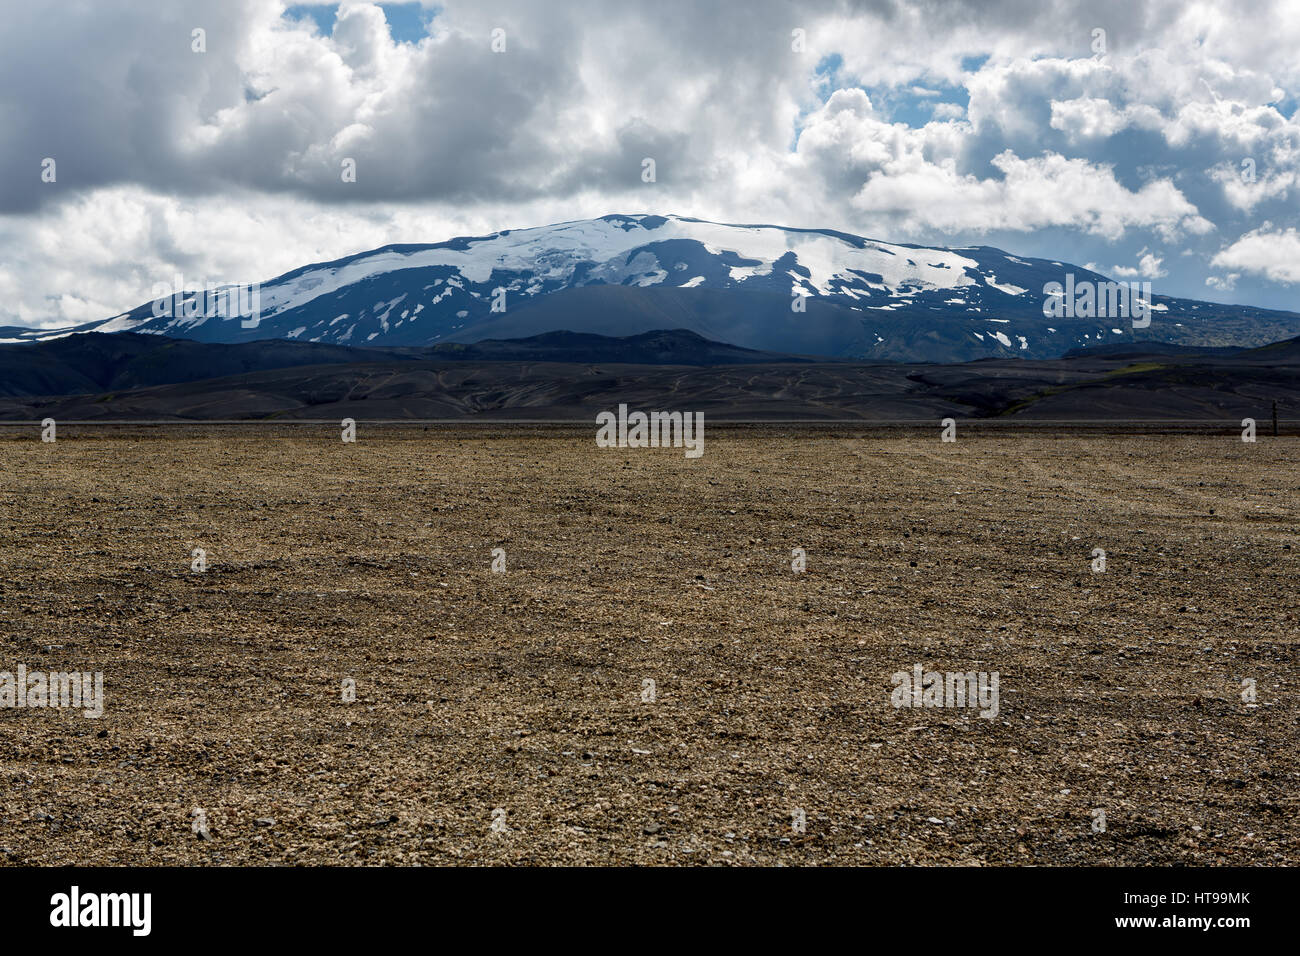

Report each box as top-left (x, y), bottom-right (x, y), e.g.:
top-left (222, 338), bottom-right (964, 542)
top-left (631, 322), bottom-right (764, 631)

top-left (0, 329), bottom-right (813, 399)
top-left (10, 214), bottom-right (1300, 362)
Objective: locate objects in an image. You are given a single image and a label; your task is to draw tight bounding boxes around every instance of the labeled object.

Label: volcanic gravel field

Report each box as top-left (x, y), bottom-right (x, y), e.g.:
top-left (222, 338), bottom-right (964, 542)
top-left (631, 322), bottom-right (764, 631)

top-left (0, 425), bottom-right (1295, 865)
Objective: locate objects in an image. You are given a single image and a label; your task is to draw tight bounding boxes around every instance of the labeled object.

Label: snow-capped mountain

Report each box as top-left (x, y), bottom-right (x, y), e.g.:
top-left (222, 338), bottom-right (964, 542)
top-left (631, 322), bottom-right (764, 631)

top-left (10, 215), bottom-right (1299, 362)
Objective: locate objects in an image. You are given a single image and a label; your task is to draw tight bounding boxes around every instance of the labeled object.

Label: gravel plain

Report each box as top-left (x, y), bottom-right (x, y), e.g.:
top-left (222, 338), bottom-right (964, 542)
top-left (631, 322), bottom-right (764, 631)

top-left (0, 425), bottom-right (1295, 865)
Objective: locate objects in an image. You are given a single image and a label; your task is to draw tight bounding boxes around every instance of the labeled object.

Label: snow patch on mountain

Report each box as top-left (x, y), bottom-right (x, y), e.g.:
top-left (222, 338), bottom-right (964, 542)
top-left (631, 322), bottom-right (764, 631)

top-left (251, 215), bottom-right (991, 320)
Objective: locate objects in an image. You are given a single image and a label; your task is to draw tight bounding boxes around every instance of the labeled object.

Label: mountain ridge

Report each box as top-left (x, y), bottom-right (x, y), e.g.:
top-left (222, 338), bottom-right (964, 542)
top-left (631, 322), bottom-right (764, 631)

top-left (6, 214), bottom-right (1298, 363)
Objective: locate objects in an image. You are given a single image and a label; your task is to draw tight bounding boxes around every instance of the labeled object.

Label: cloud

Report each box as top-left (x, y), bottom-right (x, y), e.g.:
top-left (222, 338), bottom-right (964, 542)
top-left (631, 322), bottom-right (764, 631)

top-left (1209, 158), bottom-right (1298, 211)
top-left (1211, 225), bottom-right (1300, 284)
top-left (795, 91), bottom-right (1210, 239)
top-left (1112, 248), bottom-right (1168, 279)
top-left (1050, 97), bottom-right (1164, 140)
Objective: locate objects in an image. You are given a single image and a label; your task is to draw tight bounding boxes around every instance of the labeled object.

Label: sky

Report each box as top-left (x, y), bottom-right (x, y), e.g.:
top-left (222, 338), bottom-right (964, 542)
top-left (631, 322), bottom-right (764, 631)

top-left (2, 0), bottom-right (1299, 328)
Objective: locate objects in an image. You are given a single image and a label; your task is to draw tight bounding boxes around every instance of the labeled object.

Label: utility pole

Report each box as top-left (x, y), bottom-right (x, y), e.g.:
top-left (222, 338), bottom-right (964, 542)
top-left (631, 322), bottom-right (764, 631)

top-left (1273, 400), bottom-right (1279, 437)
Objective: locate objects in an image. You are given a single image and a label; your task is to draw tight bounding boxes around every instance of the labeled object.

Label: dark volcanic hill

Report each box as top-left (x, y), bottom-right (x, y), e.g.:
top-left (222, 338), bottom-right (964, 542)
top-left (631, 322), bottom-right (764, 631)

top-left (0, 329), bottom-right (810, 399)
top-left (2, 330), bottom-right (1296, 423)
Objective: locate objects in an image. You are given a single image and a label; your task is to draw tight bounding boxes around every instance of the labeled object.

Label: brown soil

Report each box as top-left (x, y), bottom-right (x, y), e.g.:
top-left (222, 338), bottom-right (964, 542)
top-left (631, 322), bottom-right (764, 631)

top-left (0, 425), bottom-right (1295, 865)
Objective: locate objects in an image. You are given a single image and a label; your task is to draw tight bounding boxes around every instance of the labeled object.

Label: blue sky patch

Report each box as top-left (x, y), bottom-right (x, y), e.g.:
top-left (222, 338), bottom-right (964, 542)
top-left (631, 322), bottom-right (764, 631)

top-left (813, 53), bottom-right (843, 102)
top-left (878, 83), bottom-right (969, 127)
top-left (284, 4), bottom-right (337, 36)
top-left (284, 3), bottom-right (432, 44)
top-left (382, 3), bottom-right (434, 44)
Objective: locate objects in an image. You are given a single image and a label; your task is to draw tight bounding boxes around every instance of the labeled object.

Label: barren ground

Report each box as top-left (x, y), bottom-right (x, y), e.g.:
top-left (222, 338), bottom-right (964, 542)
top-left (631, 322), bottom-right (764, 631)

top-left (0, 425), bottom-right (1296, 865)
